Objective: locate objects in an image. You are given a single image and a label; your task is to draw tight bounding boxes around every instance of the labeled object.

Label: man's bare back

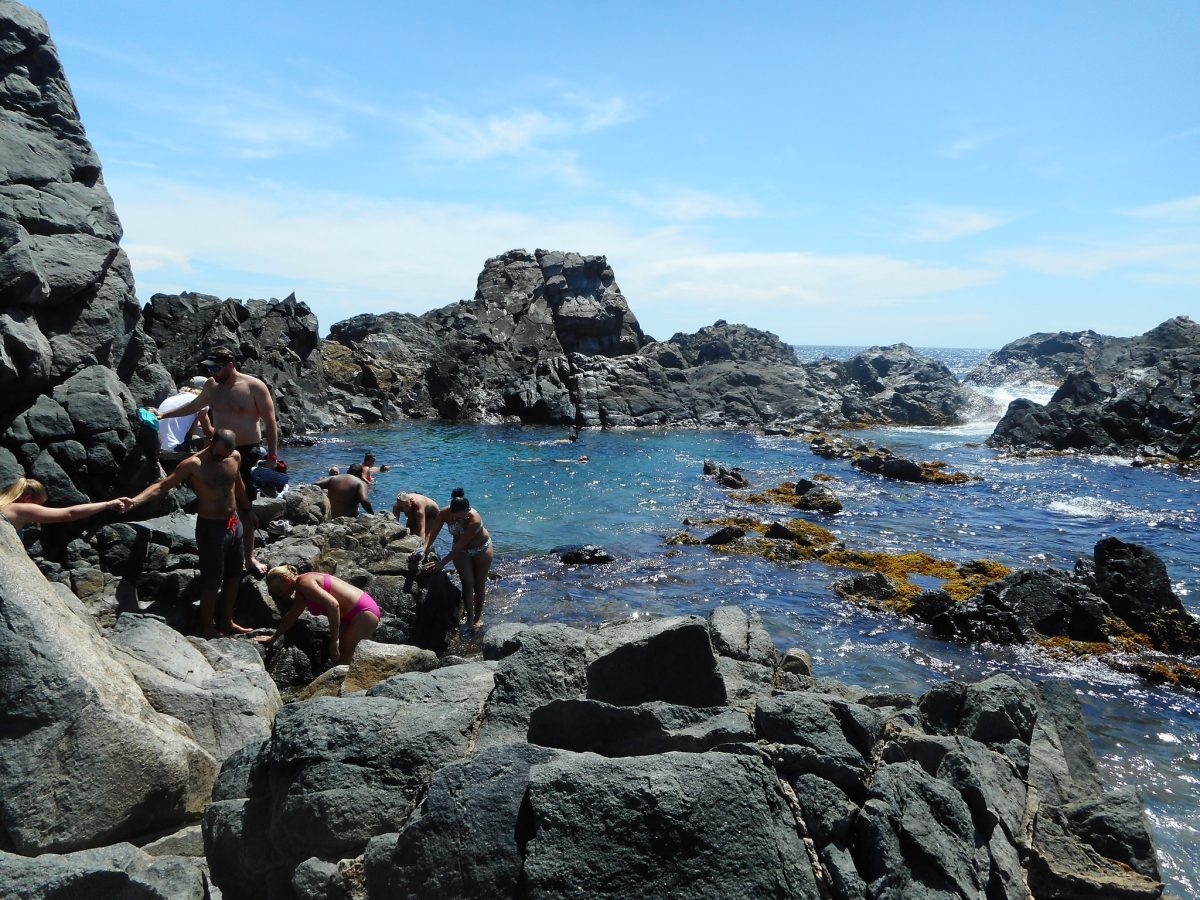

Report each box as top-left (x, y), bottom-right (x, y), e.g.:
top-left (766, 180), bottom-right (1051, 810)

top-left (393, 492), bottom-right (441, 538)
top-left (316, 473), bottom-right (371, 518)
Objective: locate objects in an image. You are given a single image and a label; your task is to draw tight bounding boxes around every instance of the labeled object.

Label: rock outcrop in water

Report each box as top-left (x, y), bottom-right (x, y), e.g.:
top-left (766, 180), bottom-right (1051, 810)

top-left (0, 4), bottom-right (172, 501)
top-left (903, 537), bottom-right (1200, 689)
top-left (980, 317), bottom-right (1200, 461)
top-left (321, 249), bottom-right (983, 429)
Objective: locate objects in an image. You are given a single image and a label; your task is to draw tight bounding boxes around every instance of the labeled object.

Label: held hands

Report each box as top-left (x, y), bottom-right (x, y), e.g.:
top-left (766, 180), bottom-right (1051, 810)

top-left (109, 497), bottom-right (135, 513)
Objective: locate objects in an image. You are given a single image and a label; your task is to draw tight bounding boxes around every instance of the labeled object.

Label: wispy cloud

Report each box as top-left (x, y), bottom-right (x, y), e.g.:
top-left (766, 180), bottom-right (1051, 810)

top-left (625, 188), bottom-right (761, 221)
top-left (1122, 195), bottom-right (1200, 222)
top-left (410, 94), bottom-right (635, 164)
top-left (940, 128), bottom-right (1015, 160)
top-left (107, 172), bottom-right (996, 342)
top-left (906, 205), bottom-right (1018, 242)
top-left (984, 241), bottom-right (1200, 277)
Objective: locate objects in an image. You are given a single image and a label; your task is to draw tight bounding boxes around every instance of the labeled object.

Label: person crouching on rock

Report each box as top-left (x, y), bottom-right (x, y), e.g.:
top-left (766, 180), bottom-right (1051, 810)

top-left (259, 565), bottom-right (381, 665)
top-left (392, 491), bottom-right (441, 539)
top-left (421, 487), bottom-right (493, 632)
top-left (0, 477), bottom-right (132, 532)
top-left (127, 428), bottom-right (252, 639)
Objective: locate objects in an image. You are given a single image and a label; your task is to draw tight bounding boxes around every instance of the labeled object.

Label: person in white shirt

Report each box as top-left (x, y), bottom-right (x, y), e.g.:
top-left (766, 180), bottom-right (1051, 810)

top-left (157, 377), bottom-right (212, 453)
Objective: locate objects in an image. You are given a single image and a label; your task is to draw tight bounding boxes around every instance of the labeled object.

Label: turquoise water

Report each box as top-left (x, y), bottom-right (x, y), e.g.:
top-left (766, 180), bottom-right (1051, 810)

top-left (280, 348), bottom-right (1199, 894)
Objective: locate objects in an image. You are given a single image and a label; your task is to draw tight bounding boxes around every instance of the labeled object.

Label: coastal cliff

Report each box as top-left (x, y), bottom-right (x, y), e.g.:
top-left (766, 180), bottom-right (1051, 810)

top-left (0, 3), bottom-right (171, 503)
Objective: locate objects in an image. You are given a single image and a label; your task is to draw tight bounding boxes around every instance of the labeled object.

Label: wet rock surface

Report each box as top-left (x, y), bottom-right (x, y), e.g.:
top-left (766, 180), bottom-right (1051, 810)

top-left (983, 316), bottom-right (1200, 460)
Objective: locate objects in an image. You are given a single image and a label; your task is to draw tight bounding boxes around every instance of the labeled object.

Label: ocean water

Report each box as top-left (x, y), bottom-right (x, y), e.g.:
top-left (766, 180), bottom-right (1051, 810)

top-left (281, 347), bottom-right (1199, 894)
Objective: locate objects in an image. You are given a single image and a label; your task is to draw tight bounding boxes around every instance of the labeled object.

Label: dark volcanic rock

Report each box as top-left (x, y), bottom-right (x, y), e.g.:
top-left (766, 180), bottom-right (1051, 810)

top-left (986, 316), bottom-right (1200, 460)
top-left (142, 290), bottom-right (336, 434)
top-left (0, 5), bottom-right (172, 504)
top-left (321, 249), bottom-right (984, 429)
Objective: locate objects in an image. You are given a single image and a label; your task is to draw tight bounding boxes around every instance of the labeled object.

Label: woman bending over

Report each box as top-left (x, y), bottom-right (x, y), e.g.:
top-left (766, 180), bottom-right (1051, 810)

top-left (422, 487), bottom-right (493, 631)
top-left (0, 477), bottom-right (130, 530)
top-left (258, 565), bottom-right (380, 665)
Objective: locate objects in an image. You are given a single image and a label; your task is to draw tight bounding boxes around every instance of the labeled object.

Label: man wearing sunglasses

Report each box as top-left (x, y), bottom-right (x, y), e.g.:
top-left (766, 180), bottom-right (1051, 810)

top-left (158, 346), bottom-right (278, 575)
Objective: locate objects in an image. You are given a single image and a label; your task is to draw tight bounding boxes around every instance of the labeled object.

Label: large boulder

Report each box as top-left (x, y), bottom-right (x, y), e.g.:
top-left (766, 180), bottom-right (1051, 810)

top-left (108, 613), bottom-right (281, 763)
top-left (0, 520), bottom-right (216, 854)
top-left (0, 4), bottom-right (171, 503)
top-left (0, 843), bottom-right (210, 900)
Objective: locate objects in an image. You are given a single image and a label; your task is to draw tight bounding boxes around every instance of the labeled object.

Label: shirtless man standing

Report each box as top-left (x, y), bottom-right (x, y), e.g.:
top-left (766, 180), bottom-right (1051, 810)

top-left (158, 346), bottom-right (278, 574)
top-left (392, 491), bottom-right (441, 539)
top-left (315, 463), bottom-right (373, 518)
top-left (128, 429), bottom-right (252, 638)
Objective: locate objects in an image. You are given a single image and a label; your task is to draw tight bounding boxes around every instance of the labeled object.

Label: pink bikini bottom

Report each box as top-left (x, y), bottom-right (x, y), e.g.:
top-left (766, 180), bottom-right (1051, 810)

top-left (344, 593), bottom-right (381, 623)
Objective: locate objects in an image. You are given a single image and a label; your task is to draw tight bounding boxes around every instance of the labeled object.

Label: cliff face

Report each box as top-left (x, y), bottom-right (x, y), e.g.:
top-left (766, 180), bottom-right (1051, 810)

top-left (0, 3), bottom-right (170, 499)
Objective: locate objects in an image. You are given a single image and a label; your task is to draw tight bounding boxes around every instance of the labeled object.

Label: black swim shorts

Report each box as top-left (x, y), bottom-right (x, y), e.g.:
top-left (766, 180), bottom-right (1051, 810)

top-left (196, 514), bottom-right (244, 589)
top-left (237, 443), bottom-right (266, 502)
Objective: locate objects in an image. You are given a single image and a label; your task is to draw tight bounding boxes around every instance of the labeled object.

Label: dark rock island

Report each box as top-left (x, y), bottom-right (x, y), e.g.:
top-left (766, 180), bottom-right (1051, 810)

top-left (977, 317), bottom-right (1200, 461)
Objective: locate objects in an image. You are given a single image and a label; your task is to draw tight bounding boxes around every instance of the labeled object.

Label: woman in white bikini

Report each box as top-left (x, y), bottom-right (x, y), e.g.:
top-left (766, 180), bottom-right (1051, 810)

top-left (421, 487), bottom-right (493, 631)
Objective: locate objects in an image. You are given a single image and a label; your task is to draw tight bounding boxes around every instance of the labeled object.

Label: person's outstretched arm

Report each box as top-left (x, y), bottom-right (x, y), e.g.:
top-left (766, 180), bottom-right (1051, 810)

top-left (158, 385), bottom-right (211, 421)
top-left (6, 496), bottom-right (129, 529)
top-left (129, 459), bottom-right (192, 509)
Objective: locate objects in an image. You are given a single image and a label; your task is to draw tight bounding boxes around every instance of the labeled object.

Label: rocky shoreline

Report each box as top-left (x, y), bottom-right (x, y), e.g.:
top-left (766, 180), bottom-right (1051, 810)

top-left (0, 4), bottom-right (1194, 897)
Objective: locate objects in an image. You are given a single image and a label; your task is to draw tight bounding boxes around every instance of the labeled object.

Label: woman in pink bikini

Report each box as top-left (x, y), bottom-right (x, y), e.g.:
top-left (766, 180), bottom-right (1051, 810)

top-left (258, 565), bottom-right (381, 664)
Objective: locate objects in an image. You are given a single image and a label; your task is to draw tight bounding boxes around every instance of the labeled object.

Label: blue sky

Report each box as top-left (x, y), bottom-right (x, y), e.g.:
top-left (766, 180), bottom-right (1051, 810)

top-left (34, 1), bottom-right (1199, 347)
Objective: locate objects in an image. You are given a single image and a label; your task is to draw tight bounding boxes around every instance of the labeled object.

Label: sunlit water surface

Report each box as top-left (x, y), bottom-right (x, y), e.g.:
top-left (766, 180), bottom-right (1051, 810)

top-left (279, 346), bottom-right (1198, 894)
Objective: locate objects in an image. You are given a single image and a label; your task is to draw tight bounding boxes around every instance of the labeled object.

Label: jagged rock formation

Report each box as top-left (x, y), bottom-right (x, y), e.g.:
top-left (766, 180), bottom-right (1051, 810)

top-left (0, 3), bottom-right (172, 500)
top-left (980, 317), bottom-right (1200, 460)
top-left (321, 249), bottom-right (983, 429)
top-left (203, 610), bottom-right (1163, 899)
top-left (142, 291), bottom-right (338, 435)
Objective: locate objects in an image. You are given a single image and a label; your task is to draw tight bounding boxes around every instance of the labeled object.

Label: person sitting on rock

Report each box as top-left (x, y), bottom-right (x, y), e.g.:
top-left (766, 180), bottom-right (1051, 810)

top-left (420, 487), bottom-right (493, 632)
top-left (392, 491), bottom-right (441, 538)
top-left (0, 477), bottom-right (132, 531)
top-left (259, 564), bottom-right (380, 665)
top-left (156, 376), bottom-right (212, 454)
top-left (126, 428), bottom-right (252, 639)
top-left (359, 451), bottom-right (389, 484)
top-left (314, 463), bottom-right (373, 518)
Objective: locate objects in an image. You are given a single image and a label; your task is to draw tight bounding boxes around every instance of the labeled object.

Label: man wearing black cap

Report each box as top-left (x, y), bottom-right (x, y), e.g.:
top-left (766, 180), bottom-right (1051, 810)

top-left (158, 345), bottom-right (278, 575)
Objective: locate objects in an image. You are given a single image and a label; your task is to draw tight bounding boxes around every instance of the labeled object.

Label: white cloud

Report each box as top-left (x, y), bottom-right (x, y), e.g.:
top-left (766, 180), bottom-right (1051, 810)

top-left (906, 205), bottom-right (1017, 242)
top-left (625, 188), bottom-right (761, 221)
top-left (123, 243), bottom-right (192, 272)
top-left (411, 94), bottom-right (635, 165)
top-left (939, 128), bottom-right (1015, 160)
top-left (1122, 195), bottom-right (1200, 222)
top-left (984, 242), bottom-right (1200, 277)
top-left (105, 172), bottom-right (997, 342)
